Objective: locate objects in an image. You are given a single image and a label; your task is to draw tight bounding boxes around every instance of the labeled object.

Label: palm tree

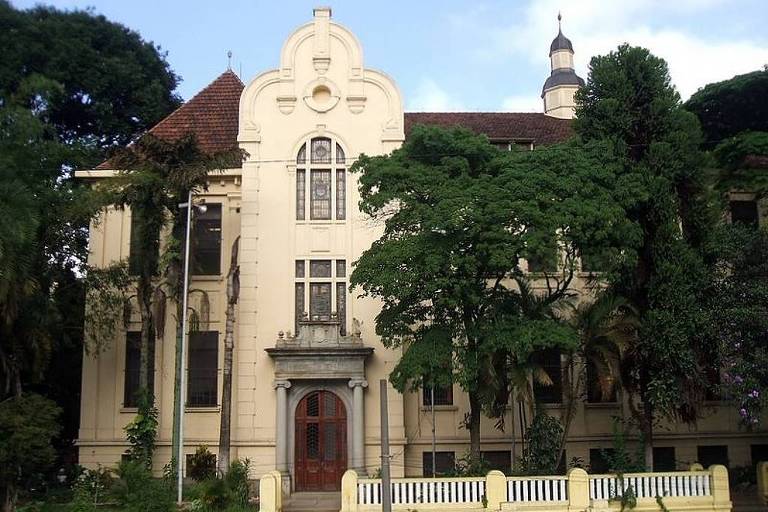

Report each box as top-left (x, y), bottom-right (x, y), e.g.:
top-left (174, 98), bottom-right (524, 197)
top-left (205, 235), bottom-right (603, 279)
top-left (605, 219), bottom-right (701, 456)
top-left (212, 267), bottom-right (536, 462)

top-left (558, 291), bottom-right (638, 469)
top-left (105, 133), bottom-right (243, 464)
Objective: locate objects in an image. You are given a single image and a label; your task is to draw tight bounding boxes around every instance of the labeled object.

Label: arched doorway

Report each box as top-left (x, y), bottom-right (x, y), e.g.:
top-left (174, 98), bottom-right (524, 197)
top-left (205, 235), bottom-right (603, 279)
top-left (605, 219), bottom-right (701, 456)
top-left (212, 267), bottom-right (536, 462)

top-left (295, 390), bottom-right (347, 491)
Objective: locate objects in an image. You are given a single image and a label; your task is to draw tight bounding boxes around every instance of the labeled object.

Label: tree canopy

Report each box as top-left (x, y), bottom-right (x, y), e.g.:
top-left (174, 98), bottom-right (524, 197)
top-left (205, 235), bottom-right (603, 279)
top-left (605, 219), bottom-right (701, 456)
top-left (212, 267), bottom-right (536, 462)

top-left (685, 68), bottom-right (768, 143)
top-left (350, 124), bottom-right (632, 461)
top-left (575, 44), bottom-right (719, 468)
top-left (0, 0), bottom-right (181, 165)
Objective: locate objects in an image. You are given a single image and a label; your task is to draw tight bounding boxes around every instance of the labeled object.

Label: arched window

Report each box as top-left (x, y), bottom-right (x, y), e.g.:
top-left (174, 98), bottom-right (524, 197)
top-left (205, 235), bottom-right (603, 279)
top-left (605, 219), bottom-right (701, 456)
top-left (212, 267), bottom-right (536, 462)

top-left (296, 137), bottom-right (346, 221)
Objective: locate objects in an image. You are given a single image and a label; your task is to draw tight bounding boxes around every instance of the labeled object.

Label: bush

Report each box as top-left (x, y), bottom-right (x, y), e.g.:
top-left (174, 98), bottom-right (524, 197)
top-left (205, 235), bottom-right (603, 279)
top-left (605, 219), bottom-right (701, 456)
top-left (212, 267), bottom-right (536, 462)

top-left (189, 446), bottom-right (217, 482)
top-left (520, 411), bottom-right (564, 475)
top-left (111, 460), bottom-right (173, 512)
top-left (193, 459), bottom-right (252, 511)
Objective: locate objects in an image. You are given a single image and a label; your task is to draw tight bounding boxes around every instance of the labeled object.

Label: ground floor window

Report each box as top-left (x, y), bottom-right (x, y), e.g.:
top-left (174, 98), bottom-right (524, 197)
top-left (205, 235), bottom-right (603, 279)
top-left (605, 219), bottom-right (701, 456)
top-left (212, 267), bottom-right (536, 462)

top-left (589, 448), bottom-right (614, 474)
top-left (698, 445), bottom-right (729, 468)
top-left (422, 451), bottom-right (455, 477)
top-left (653, 447), bottom-right (676, 471)
top-left (481, 451), bottom-right (511, 473)
top-left (187, 331), bottom-right (219, 407)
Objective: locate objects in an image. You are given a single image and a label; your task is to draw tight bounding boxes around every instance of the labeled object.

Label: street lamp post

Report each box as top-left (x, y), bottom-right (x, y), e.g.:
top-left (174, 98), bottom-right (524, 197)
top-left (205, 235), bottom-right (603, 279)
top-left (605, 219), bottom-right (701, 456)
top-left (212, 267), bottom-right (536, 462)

top-left (176, 190), bottom-right (200, 504)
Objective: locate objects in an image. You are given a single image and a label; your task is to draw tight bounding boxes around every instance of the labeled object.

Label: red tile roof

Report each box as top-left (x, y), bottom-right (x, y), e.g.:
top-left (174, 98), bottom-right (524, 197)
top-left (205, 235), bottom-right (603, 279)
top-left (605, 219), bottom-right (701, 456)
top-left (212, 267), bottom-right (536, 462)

top-left (96, 76), bottom-right (575, 170)
top-left (97, 70), bottom-right (244, 169)
top-left (404, 112), bottom-right (574, 145)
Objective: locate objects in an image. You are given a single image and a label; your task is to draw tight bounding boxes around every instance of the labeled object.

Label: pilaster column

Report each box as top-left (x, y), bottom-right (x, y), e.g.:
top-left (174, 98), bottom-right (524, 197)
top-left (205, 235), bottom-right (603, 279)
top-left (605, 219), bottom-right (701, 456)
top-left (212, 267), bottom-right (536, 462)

top-left (348, 378), bottom-right (368, 472)
top-left (274, 379), bottom-right (292, 473)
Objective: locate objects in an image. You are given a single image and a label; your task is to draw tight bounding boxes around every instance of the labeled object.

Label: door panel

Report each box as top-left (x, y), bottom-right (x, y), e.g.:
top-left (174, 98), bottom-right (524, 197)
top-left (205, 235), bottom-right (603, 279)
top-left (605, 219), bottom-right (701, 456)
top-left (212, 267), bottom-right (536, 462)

top-left (295, 390), bottom-right (347, 491)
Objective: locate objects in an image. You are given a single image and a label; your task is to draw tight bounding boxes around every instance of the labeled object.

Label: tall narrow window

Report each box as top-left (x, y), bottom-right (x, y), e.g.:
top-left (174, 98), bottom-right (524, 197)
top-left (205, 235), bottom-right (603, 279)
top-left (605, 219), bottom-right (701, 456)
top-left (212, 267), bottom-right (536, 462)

top-left (422, 384), bottom-right (453, 406)
top-left (533, 348), bottom-right (562, 404)
top-left (296, 170), bottom-right (306, 220)
top-left (187, 331), bottom-right (218, 407)
top-left (310, 170), bottom-right (332, 220)
top-left (296, 137), bottom-right (347, 221)
top-left (295, 283), bottom-right (305, 334)
top-left (310, 283), bottom-right (332, 320)
top-left (128, 210), bottom-right (159, 276)
top-left (336, 170), bottom-right (346, 220)
top-left (336, 282), bottom-right (346, 336)
top-left (124, 332), bottom-right (155, 407)
top-left (191, 204), bottom-right (222, 275)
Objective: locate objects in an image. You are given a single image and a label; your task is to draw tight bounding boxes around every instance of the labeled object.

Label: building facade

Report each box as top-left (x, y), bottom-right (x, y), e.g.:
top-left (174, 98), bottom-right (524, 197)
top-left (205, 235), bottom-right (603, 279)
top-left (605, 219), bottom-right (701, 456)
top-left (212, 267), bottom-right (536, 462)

top-left (77, 8), bottom-right (767, 490)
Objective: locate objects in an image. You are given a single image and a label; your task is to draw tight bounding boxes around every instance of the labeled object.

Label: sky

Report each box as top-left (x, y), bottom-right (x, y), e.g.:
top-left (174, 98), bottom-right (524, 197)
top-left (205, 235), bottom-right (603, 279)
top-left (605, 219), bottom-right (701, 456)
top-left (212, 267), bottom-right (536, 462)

top-left (11, 0), bottom-right (768, 112)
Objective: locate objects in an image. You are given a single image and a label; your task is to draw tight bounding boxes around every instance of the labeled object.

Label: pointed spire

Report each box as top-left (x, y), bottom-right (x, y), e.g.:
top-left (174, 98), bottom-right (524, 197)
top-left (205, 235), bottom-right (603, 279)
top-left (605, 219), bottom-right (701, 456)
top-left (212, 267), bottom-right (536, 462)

top-left (558, 11), bottom-right (562, 32)
top-left (227, 50), bottom-right (233, 70)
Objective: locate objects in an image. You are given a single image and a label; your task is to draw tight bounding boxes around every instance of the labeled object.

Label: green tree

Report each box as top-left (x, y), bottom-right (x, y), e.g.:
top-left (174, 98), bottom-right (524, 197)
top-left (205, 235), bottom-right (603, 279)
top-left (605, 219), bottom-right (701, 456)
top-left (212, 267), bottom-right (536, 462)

top-left (350, 125), bottom-right (632, 462)
top-left (0, 393), bottom-right (61, 512)
top-left (685, 68), bottom-right (768, 142)
top-left (0, 0), bottom-right (181, 164)
top-left (574, 44), bottom-right (719, 469)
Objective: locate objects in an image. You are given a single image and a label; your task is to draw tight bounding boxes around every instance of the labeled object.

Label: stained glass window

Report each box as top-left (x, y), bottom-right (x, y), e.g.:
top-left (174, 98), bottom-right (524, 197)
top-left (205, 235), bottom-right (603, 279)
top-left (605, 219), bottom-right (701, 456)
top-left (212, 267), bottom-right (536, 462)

top-left (295, 260), bottom-right (305, 278)
top-left (310, 260), bottom-right (332, 277)
top-left (311, 138), bottom-right (332, 164)
top-left (295, 283), bottom-right (305, 333)
top-left (310, 170), bottom-right (331, 220)
top-left (296, 170), bottom-right (306, 220)
top-left (335, 260), bottom-right (346, 278)
top-left (336, 169), bottom-right (346, 220)
top-left (297, 144), bottom-right (307, 164)
top-left (310, 283), bottom-right (332, 320)
top-left (336, 143), bottom-right (345, 164)
top-left (336, 282), bottom-right (346, 336)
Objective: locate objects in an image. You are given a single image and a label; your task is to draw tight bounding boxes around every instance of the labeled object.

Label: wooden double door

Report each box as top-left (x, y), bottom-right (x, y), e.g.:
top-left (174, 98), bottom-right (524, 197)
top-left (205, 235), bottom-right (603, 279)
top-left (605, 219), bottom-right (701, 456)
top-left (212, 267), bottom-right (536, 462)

top-left (295, 390), bottom-right (347, 491)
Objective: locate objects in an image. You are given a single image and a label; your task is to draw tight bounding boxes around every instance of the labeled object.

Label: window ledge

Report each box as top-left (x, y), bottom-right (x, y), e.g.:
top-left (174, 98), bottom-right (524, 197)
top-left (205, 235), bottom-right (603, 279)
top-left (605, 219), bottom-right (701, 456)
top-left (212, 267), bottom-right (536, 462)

top-left (585, 402), bottom-right (620, 409)
top-left (296, 220), bottom-right (347, 226)
top-left (120, 407), bottom-right (139, 413)
top-left (190, 275), bottom-right (223, 282)
top-left (185, 406), bottom-right (220, 413)
top-left (420, 405), bottom-right (458, 412)
top-left (538, 403), bottom-right (564, 409)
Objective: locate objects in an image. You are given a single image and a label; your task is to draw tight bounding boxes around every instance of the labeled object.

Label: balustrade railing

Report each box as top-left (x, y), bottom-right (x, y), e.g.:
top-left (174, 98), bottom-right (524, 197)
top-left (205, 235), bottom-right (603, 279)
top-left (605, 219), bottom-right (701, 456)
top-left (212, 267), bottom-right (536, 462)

top-left (589, 471), bottom-right (712, 500)
top-left (507, 476), bottom-right (568, 502)
top-left (357, 477), bottom-right (486, 506)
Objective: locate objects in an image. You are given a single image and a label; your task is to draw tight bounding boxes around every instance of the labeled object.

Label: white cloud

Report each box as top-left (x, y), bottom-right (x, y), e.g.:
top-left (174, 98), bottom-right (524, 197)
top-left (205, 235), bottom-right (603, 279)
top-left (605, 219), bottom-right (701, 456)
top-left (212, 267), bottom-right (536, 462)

top-left (501, 94), bottom-right (541, 112)
top-left (407, 79), bottom-right (466, 111)
top-left (491, 0), bottom-right (768, 99)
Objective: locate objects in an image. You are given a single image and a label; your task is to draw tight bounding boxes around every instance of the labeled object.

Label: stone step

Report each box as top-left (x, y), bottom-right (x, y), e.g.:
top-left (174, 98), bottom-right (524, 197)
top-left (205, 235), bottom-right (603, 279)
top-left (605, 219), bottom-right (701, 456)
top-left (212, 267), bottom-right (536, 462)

top-left (283, 492), bottom-right (341, 512)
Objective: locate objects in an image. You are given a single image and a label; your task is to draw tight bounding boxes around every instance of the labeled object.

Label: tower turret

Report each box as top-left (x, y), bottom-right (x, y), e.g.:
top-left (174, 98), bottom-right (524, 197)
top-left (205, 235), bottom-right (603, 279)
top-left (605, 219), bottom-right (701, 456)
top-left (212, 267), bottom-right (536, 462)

top-left (542, 14), bottom-right (584, 119)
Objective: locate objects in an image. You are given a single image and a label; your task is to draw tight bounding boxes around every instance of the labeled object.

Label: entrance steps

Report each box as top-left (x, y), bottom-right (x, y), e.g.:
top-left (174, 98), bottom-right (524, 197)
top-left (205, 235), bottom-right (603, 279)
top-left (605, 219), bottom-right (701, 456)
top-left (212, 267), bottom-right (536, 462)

top-left (283, 492), bottom-right (341, 512)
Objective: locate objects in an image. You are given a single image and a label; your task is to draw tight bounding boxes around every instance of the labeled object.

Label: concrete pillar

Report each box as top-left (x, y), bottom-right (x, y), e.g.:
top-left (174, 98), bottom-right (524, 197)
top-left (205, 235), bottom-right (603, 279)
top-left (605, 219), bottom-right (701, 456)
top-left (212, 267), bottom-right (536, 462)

top-left (485, 470), bottom-right (507, 511)
top-left (566, 467), bottom-right (590, 511)
top-left (274, 379), bottom-right (291, 474)
top-left (349, 378), bottom-right (368, 473)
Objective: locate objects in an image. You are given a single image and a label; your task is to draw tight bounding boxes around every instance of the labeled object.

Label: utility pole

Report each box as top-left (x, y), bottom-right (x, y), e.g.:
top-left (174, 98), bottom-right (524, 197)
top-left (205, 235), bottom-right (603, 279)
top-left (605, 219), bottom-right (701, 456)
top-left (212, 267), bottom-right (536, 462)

top-left (431, 384), bottom-right (436, 478)
top-left (176, 191), bottom-right (193, 504)
top-left (379, 379), bottom-right (392, 512)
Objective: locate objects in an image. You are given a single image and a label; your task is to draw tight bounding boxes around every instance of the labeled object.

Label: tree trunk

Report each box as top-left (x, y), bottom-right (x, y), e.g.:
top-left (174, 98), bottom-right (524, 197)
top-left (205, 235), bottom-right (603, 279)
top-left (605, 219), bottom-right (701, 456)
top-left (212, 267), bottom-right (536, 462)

top-left (643, 397), bottom-right (654, 471)
top-left (468, 392), bottom-right (482, 465)
top-left (217, 237), bottom-right (240, 475)
top-left (557, 354), bottom-right (581, 472)
top-left (137, 275), bottom-right (153, 397)
top-left (2, 482), bottom-right (17, 512)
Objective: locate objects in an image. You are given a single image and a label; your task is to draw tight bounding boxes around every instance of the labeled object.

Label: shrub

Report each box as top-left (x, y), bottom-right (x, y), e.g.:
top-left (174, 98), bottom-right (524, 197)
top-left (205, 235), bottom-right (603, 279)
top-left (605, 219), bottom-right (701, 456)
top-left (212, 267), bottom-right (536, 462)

top-left (123, 391), bottom-right (158, 469)
top-left (520, 411), bottom-right (563, 475)
top-left (111, 460), bottom-right (173, 512)
top-left (189, 446), bottom-right (217, 482)
top-left (195, 459), bottom-right (252, 511)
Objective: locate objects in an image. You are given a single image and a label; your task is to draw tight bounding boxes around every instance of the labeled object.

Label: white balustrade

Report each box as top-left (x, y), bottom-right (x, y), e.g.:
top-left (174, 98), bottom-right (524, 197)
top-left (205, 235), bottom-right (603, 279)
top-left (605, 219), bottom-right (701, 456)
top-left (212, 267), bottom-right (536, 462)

top-left (357, 477), bottom-right (486, 506)
top-left (506, 476), bottom-right (568, 502)
top-left (589, 471), bottom-right (712, 500)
